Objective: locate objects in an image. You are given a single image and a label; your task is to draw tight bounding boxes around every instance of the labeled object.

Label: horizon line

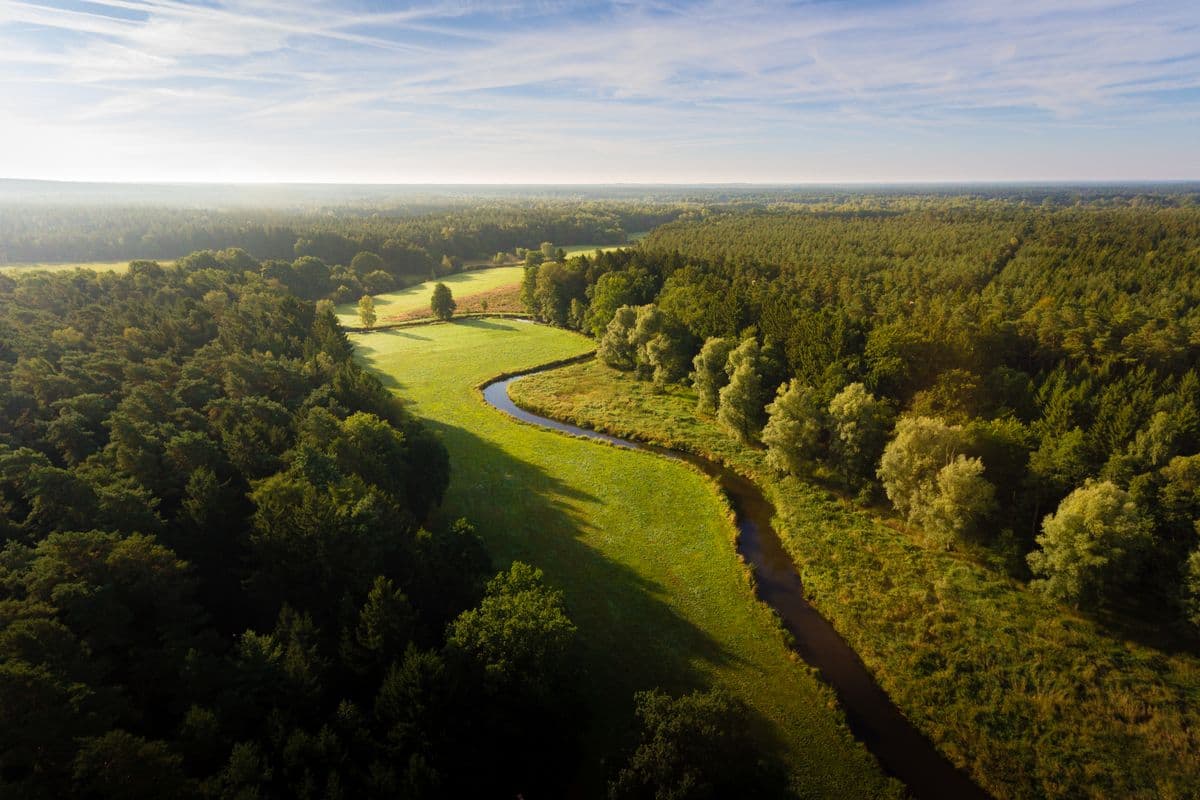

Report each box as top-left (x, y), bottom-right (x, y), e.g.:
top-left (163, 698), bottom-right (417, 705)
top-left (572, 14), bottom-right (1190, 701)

top-left (4, 177), bottom-right (1200, 188)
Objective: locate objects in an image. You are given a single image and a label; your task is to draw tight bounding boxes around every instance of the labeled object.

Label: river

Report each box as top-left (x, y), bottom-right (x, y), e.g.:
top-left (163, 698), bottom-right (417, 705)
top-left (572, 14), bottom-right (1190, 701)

top-left (483, 369), bottom-right (990, 800)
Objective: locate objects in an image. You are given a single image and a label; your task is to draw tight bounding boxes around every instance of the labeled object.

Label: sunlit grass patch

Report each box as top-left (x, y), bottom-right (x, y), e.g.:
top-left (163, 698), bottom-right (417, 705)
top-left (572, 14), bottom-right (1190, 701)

top-left (334, 265), bottom-right (524, 326)
top-left (349, 320), bottom-right (895, 799)
top-left (0, 260), bottom-right (137, 274)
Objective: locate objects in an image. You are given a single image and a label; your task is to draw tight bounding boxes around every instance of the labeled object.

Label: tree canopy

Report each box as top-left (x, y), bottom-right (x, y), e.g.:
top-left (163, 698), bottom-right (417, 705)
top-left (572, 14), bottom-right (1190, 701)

top-left (1028, 481), bottom-right (1155, 607)
top-left (430, 282), bottom-right (456, 321)
top-left (510, 195), bottom-right (1200, 629)
top-left (0, 254), bottom-right (594, 798)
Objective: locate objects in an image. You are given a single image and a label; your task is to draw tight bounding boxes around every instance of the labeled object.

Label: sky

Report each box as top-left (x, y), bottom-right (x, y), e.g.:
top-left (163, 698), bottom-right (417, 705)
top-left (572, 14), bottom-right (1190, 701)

top-left (0, 0), bottom-right (1197, 184)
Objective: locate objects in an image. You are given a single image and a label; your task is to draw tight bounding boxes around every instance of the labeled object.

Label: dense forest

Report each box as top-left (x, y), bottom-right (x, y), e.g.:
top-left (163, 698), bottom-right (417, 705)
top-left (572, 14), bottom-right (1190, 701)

top-left (5, 182), bottom-right (1195, 272)
top-left (0, 258), bottom-right (546, 796)
top-left (0, 200), bottom-right (679, 268)
top-left (0, 254), bottom-right (784, 798)
top-left (522, 200), bottom-right (1200, 634)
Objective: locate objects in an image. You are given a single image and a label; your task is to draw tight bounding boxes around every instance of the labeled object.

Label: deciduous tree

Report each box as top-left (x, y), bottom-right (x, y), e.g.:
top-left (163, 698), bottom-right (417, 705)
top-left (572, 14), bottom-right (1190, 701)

top-left (350, 251), bottom-right (384, 275)
top-left (430, 282), bottom-right (456, 321)
top-left (718, 338), bottom-right (766, 443)
top-left (691, 337), bottom-right (733, 416)
top-left (585, 269), bottom-right (654, 337)
top-left (918, 455), bottom-right (996, 549)
top-left (361, 269), bottom-right (395, 295)
top-left (447, 562), bottom-right (576, 690)
top-left (1185, 545), bottom-right (1200, 629)
top-left (878, 416), bottom-right (964, 520)
top-left (357, 295), bottom-right (376, 330)
top-left (828, 383), bottom-right (892, 488)
top-left (762, 380), bottom-right (825, 476)
top-left (1027, 481), bottom-right (1154, 607)
top-left (598, 306), bottom-right (638, 371)
top-left (609, 689), bottom-right (787, 800)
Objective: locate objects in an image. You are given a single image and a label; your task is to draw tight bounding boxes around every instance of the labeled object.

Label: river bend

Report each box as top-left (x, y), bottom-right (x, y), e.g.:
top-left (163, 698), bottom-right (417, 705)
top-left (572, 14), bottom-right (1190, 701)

top-left (482, 369), bottom-right (989, 800)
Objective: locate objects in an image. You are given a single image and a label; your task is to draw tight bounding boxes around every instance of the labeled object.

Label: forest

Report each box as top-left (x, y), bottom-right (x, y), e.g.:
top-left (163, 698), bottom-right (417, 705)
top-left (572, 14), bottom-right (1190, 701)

top-left (5, 0), bottom-right (1199, 793)
top-left (499, 195), bottom-right (1200, 798)
top-left (519, 200), bottom-right (1200, 632)
top-left (0, 198), bottom-right (679, 269)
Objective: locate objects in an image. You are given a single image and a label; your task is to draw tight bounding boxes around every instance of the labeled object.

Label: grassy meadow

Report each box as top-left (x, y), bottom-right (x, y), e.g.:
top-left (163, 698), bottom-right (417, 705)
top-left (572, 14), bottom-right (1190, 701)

top-left (561, 232), bottom-right (647, 259)
top-left (561, 243), bottom-right (627, 258)
top-left (511, 359), bottom-right (1200, 800)
top-left (335, 265), bottom-right (525, 327)
top-left (349, 319), bottom-right (897, 798)
top-left (0, 260), bottom-right (137, 274)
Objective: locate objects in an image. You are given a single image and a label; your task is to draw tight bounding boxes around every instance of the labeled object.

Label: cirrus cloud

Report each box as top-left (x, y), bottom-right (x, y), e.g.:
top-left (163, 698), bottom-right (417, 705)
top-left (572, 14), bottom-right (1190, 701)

top-left (0, 0), bottom-right (1197, 182)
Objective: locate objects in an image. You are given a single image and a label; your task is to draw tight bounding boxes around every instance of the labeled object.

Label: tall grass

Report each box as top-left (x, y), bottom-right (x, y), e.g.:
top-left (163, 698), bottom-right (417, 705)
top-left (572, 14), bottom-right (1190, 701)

top-left (511, 359), bottom-right (1200, 800)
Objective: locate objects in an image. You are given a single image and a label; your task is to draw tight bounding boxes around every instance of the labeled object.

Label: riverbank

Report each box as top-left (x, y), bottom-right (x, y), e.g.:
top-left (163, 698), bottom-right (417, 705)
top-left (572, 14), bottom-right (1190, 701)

top-left (488, 368), bottom-right (988, 800)
top-left (510, 359), bottom-right (1200, 800)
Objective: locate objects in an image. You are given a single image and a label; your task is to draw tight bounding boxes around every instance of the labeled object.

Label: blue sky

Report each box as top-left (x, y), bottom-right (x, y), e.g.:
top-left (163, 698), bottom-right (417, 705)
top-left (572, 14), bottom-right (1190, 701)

top-left (0, 0), bottom-right (1197, 182)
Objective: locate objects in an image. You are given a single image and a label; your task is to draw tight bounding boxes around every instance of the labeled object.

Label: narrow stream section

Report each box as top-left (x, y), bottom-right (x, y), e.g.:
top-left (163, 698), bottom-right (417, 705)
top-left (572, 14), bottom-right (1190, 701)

top-left (483, 370), bottom-right (990, 800)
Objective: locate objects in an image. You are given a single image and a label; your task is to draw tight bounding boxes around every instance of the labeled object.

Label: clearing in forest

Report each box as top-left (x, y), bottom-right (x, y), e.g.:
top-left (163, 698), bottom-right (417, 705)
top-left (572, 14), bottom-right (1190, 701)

top-left (348, 319), bottom-right (895, 798)
top-left (0, 260), bottom-right (140, 274)
top-left (334, 265), bottom-right (525, 327)
top-left (559, 232), bottom-right (647, 259)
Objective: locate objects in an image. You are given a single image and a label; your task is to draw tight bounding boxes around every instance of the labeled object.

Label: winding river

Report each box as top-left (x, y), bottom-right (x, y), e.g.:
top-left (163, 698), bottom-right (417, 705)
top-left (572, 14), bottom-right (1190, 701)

top-left (483, 368), bottom-right (990, 800)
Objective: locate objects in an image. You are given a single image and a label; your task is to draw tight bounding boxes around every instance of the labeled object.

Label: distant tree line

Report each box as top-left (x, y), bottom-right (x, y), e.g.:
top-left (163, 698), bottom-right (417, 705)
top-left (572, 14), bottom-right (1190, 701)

top-left (526, 201), bottom-right (1200, 633)
top-left (0, 202), bottom-right (680, 268)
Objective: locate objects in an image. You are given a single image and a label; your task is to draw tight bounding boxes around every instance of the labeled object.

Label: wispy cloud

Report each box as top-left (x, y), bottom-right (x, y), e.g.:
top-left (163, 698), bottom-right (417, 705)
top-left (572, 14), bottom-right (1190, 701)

top-left (0, 0), bottom-right (1197, 181)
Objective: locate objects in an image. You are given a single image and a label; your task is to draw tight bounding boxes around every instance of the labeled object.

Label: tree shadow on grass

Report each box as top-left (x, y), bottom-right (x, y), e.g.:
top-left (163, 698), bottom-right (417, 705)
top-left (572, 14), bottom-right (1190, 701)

top-left (1091, 602), bottom-right (1200, 657)
top-left (349, 328), bottom-right (429, 358)
top-left (452, 317), bottom-right (523, 332)
top-left (425, 418), bottom-right (793, 781)
top-left (371, 368), bottom-right (406, 393)
top-left (347, 337), bottom-right (407, 392)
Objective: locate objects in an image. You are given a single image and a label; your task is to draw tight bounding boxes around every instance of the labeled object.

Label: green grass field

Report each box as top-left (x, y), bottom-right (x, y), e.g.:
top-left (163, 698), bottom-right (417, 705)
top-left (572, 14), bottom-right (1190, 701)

top-left (561, 243), bottom-right (628, 258)
top-left (349, 320), bottom-right (896, 798)
top-left (561, 232), bottom-right (647, 259)
top-left (335, 265), bottom-right (524, 327)
top-left (511, 359), bottom-right (1200, 800)
top-left (0, 260), bottom-right (136, 274)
